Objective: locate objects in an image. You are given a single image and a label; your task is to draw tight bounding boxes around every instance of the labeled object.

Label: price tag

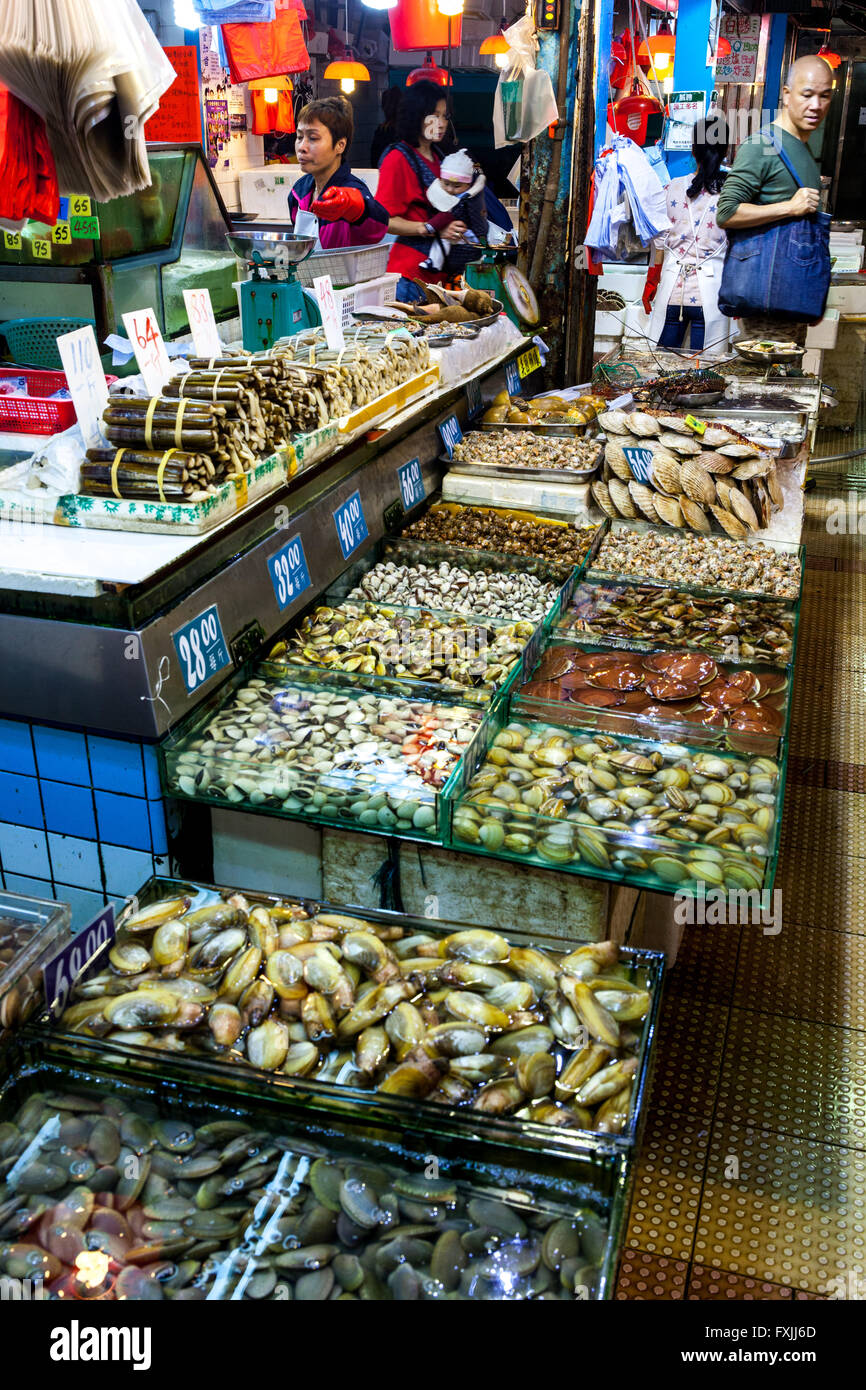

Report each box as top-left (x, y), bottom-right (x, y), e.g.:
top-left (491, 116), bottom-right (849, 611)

top-left (70, 215), bottom-right (100, 239)
top-left (70, 195), bottom-right (92, 216)
top-left (58, 197), bottom-right (70, 221)
top-left (42, 905), bottom-right (115, 1019)
top-left (465, 377), bottom-right (482, 420)
top-left (684, 414), bottom-right (707, 435)
top-left (397, 457), bottom-right (425, 512)
top-left (172, 604), bottom-right (231, 694)
top-left (57, 325), bottom-right (110, 450)
top-left (505, 360), bottom-right (521, 396)
top-left (51, 222), bottom-right (72, 245)
top-left (31, 237), bottom-right (51, 261)
top-left (438, 414), bottom-right (463, 459)
top-left (333, 489), bottom-right (369, 560)
top-left (122, 308), bottom-right (172, 395)
top-left (517, 345), bottom-right (542, 378)
top-left (268, 534), bottom-right (312, 612)
top-left (623, 446), bottom-right (655, 484)
top-left (3, 231), bottom-right (21, 251)
top-left (313, 274), bottom-right (345, 352)
top-left (183, 287), bottom-right (222, 358)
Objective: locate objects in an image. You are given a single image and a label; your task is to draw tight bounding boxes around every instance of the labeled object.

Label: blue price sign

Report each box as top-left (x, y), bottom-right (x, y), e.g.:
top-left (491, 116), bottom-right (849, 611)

top-left (268, 534), bottom-right (312, 612)
top-left (505, 360), bottom-right (521, 396)
top-left (623, 446), bottom-right (655, 485)
top-left (333, 489), bottom-right (369, 560)
top-left (465, 377), bottom-right (483, 419)
top-left (397, 457), bottom-right (425, 512)
top-left (438, 414), bottom-right (463, 459)
top-left (58, 196), bottom-right (70, 222)
top-left (42, 905), bottom-right (115, 1019)
top-left (172, 604), bottom-right (231, 694)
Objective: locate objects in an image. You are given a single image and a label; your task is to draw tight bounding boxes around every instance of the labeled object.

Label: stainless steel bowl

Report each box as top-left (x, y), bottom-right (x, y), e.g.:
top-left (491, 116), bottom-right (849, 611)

top-left (226, 229), bottom-right (317, 268)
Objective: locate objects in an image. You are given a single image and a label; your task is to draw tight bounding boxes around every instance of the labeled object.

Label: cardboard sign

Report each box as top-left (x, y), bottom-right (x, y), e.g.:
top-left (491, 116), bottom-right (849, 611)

top-left (505, 360), bottom-right (521, 396)
top-left (57, 325), bottom-right (110, 450)
top-left (313, 275), bottom-right (346, 352)
top-left (715, 15), bottom-right (762, 84)
top-left (183, 288), bottom-right (222, 358)
top-left (145, 46), bottom-right (202, 143)
top-left (517, 345), bottom-right (542, 378)
top-left (122, 308), bottom-right (172, 395)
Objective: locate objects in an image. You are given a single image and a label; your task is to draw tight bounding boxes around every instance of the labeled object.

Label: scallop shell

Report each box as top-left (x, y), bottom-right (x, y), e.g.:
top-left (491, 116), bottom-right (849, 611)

top-left (608, 478), bottom-right (638, 518)
top-left (651, 453), bottom-right (682, 495)
top-left (655, 414), bottom-right (692, 435)
top-left (653, 493), bottom-right (684, 528)
top-left (598, 410), bottom-right (630, 434)
top-left (710, 504), bottom-right (749, 539)
top-left (680, 461), bottom-right (717, 506)
top-left (604, 440), bottom-right (633, 482)
top-left (628, 481), bottom-right (660, 523)
top-left (751, 479), bottom-right (771, 529)
top-left (766, 467), bottom-right (784, 511)
top-left (714, 477), bottom-right (735, 510)
top-left (697, 450), bottom-right (736, 475)
top-left (680, 496), bottom-right (712, 534)
top-left (729, 488), bottom-right (759, 531)
top-left (699, 427), bottom-right (732, 448)
top-left (732, 456), bottom-right (772, 480)
top-left (591, 479), bottom-right (619, 520)
top-left (658, 432), bottom-right (703, 456)
top-left (719, 442), bottom-right (760, 459)
top-left (629, 411), bottom-right (661, 438)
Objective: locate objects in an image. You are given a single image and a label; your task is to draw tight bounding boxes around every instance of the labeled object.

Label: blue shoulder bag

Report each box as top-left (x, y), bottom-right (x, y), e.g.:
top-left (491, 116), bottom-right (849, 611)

top-left (718, 128), bottom-right (831, 323)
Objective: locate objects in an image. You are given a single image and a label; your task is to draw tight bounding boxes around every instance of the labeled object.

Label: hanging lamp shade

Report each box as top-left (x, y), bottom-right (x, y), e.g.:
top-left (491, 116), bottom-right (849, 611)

top-left (609, 38), bottom-right (629, 87)
top-left (609, 80), bottom-right (664, 147)
top-left (324, 58), bottom-right (370, 94)
top-left (817, 44), bottom-right (841, 69)
top-left (406, 53), bottom-right (453, 86)
top-left (248, 75), bottom-right (294, 91)
top-left (716, 36), bottom-right (731, 58)
top-left (479, 34), bottom-right (510, 55)
top-left (437, 0), bottom-right (464, 14)
top-left (390, 0), bottom-right (462, 51)
top-left (637, 22), bottom-right (676, 75)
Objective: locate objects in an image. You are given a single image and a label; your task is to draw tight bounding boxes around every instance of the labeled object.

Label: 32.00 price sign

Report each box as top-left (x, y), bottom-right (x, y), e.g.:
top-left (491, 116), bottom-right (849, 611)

top-left (268, 534), bottom-right (312, 612)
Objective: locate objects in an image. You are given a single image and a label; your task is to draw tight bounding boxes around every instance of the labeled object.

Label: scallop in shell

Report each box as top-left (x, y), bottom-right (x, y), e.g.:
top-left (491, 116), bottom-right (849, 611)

top-left (591, 479), bottom-right (619, 519)
top-left (710, 504), bottom-right (749, 539)
top-left (751, 479), bottom-right (772, 529)
top-left (697, 450), bottom-right (735, 475)
top-left (628, 480), bottom-right (659, 523)
top-left (699, 427), bottom-right (732, 448)
top-left (604, 440), bottom-right (633, 482)
top-left (653, 493), bottom-right (684, 528)
top-left (714, 477), bottom-right (735, 510)
top-left (766, 467), bottom-right (784, 511)
top-left (629, 411), bottom-right (661, 438)
top-left (608, 478), bottom-right (638, 518)
top-left (659, 432), bottom-right (703, 456)
top-left (598, 410), bottom-right (630, 434)
top-left (729, 487), bottom-right (759, 531)
top-left (732, 456), bottom-right (772, 480)
top-left (680, 496), bottom-right (712, 534)
top-left (655, 414), bottom-right (692, 435)
top-left (719, 442), bottom-right (760, 459)
top-left (650, 452), bottom-right (682, 495)
top-left (680, 460), bottom-right (716, 506)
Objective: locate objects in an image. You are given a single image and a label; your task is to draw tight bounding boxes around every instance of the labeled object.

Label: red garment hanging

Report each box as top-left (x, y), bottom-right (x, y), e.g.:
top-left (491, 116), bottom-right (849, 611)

top-left (222, 0), bottom-right (310, 84)
top-left (0, 85), bottom-right (59, 225)
top-left (251, 88), bottom-right (295, 135)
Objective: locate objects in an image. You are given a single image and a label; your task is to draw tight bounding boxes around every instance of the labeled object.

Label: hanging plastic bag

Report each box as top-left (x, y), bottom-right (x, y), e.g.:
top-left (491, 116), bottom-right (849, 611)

top-left (493, 15), bottom-right (558, 148)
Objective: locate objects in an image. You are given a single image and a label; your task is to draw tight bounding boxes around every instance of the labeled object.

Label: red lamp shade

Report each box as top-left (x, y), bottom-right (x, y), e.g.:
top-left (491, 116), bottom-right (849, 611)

top-left (406, 54), bottom-right (452, 86)
top-left (716, 36), bottom-right (731, 58)
top-left (609, 81), bottom-right (664, 146)
top-left (390, 0), bottom-right (462, 51)
top-left (610, 39), bottom-right (629, 89)
top-left (637, 22), bottom-right (676, 75)
top-left (817, 44), bottom-right (841, 70)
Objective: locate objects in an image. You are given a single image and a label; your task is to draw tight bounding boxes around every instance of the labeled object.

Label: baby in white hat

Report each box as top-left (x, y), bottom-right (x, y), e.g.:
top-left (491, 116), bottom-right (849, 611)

top-left (421, 149), bottom-right (487, 273)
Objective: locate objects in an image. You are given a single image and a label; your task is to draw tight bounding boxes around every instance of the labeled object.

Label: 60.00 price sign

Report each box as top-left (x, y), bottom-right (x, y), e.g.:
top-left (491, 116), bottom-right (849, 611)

top-left (43, 905), bottom-right (116, 1018)
top-left (333, 490), bottom-right (369, 560)
top-left (172, 604), bottom-right (231, 694)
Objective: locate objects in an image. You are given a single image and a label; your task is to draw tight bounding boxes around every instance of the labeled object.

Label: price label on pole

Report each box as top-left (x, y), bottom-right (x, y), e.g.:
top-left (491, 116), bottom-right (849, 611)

top-left (51, 221), bottom-right (72, 245)
top-left (517, 345), bottom-right (542, 378)
top-left (57, 325), bottom-right (110, 449)
top-left (333, 489), bottom-right (369, 560)
top-left (438, 414), bottom-right (463, 459)
top-left (2, 231), bottom-right (21, 252)
top-left (172, 604), bottom-right (231, 695)
top-left (183, 288), bottom-right (222, 359)
top-left (70, 196), bottom-right (92, 217)
top-left (268, 534), bottom-right (312, 612)
top-left (31, 237), bottom-right (52, 261)
top-left (122, 308), bottom-right (172, 395)
top-left (313, 274), bottom-right (345, 352)
top-left (397, 457), bottom-right (425, 512)
top-left (42, 905), bottom-right (116, 1019)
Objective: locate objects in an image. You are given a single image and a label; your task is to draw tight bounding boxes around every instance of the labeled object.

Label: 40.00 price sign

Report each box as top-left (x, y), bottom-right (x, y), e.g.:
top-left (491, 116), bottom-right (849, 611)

top-left (43, 905), bottom-right (116, 1018)
top-left (172, 604), bottom-right (231, 694)
top-left (333, 490), bottom-right (369, 560)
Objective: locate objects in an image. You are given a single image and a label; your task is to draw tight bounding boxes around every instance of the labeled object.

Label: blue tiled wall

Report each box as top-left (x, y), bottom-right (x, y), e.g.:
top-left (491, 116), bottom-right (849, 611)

top-left (0, 719), bottom-right (171, 931)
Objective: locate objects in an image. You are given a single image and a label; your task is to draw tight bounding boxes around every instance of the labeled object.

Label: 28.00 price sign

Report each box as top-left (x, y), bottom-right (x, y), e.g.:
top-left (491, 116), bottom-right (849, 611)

top-left (172, 604), bottom-right (231, 694)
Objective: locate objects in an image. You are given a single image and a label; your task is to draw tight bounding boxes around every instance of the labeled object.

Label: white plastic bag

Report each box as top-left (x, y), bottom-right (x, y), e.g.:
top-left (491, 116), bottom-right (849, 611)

top-left (493, 15), bottom-right (559, 148)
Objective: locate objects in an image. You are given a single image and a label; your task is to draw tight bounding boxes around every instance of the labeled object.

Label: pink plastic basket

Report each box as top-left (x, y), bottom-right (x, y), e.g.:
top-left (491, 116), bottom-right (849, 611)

top-left (0, 367), bottom-right (117, 435)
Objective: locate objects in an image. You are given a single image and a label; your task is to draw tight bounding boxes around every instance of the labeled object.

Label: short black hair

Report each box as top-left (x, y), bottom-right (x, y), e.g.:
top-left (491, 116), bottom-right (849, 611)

top-left (381, 86), bottom-right (402, 123)
top-left (296, 96), bottom-right (353, 163)
top-left (687, 114), bottom-right (729, 198)
top-left (396, 81), bottom-right (448, 148)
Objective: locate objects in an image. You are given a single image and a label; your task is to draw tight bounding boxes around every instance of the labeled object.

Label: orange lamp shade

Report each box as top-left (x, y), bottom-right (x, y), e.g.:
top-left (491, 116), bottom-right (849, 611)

top-left (637, 33), bottom-right (676, 74)
top-left (479, 34), bottom-right (510, 55)
top-left (817, 45), bottom-right (841, 70)
top-left (406, 55), bottom-right (452, 86)
top-left (391, 0), bottom-right (462, 51)
top-left (323, 60), bottom-right (370, 82)
top-left (716, 37), bottom-right (731, 58)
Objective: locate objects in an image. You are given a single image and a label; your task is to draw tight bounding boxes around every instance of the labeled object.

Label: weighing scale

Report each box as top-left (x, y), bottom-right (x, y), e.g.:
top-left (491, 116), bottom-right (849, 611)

top-left (227, 224), bottom-right (322, 352)
top-left (465, 246), bottom-right (540, 331)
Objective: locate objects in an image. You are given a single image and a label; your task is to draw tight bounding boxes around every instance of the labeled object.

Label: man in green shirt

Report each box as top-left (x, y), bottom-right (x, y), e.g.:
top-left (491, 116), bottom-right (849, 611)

top-left (717, 56), bottom-right (833, 344)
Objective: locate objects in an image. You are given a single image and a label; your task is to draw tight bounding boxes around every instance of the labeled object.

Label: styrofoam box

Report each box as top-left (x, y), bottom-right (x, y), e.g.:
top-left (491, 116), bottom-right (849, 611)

top-left (806, 309), bottom-right (840, 351)
top-left (827, 283), bottom-right (866, 314)
top-left (598, 264), bottom-right (648, 303)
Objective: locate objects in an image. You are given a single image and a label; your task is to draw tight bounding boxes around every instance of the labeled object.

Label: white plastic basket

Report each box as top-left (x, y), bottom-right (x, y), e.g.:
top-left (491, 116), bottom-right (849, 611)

top-left (335, 274), bottom-right (400, 329)
top-left (296, 242), bottom-right (391, 288)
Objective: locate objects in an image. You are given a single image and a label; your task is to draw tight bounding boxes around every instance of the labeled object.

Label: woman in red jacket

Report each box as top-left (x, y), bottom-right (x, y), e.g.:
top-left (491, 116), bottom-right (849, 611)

top-left (288, 97), bottom-right (388, 248)
top-left (375, 82), bottom-right (468, 302)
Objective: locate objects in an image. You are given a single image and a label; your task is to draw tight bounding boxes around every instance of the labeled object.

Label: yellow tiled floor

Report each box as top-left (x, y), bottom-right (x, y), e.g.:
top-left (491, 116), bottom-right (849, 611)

top-left (618, 493), bottom-right (866, 1300)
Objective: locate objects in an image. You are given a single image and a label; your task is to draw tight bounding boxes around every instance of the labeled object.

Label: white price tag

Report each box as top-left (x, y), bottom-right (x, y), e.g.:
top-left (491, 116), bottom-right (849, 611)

top-left (183, 288), bottom-right (222, 359)
top-left (122, 308), bottom-right (172, 395)
top-left (56, 325), bottom-right (109, 449)
top-left (313, 274), bottom-right (345, 352)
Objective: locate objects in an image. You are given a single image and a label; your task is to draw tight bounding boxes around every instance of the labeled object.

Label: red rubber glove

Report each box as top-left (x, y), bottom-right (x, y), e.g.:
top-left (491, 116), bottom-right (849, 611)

top-left (642, 264), bottom-right (662, 315)
top-left (310, 186), bottom-right (366, 224)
